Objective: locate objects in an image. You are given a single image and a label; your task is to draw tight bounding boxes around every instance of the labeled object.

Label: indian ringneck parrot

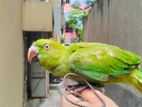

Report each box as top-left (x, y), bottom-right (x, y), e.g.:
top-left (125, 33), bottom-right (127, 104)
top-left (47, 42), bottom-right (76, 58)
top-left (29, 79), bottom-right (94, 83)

top-left (27, 39), bottom-right (142, 93)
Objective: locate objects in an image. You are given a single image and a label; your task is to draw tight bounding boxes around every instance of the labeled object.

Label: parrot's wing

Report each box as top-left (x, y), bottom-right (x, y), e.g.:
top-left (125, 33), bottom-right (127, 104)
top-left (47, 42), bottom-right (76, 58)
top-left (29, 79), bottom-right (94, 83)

top-left (69, 43), bottom-right (141, 81)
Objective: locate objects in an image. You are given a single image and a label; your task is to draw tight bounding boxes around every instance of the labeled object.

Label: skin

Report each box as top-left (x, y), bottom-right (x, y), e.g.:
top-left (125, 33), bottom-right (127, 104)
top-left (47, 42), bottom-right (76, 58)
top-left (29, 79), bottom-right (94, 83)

top-left (61, 89), bottom-right (118, 107)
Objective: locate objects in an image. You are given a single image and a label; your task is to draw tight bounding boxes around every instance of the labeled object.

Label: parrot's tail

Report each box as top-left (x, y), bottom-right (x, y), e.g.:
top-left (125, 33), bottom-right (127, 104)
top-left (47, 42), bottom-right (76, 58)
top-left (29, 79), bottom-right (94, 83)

top-left (130, 69), bottom-right (142, 93)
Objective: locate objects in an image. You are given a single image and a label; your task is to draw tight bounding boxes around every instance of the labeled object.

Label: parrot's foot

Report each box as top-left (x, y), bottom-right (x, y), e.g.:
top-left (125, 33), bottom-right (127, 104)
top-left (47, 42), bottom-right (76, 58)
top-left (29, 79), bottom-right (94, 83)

top-left (63, 73), bottom-right (106, 107)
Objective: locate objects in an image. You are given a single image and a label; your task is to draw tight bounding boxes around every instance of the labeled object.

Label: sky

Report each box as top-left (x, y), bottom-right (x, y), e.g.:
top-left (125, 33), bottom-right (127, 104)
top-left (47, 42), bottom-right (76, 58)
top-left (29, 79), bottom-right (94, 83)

top-left (70, 0), bottom-right (96, 4)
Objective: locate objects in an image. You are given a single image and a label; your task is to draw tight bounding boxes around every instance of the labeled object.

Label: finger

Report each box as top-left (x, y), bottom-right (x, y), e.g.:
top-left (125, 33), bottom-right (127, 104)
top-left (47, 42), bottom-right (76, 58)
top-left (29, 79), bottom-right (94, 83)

top-left (80, 89), bottom-right (103, 106)
top-left (95, 87), bottom-right (105, 93)
top-left (95, 90), bottom-right (119, 107)
top-left (80, 89), bottom-right (118, 107)
top-left (61, 91), bottom-right (91, 107)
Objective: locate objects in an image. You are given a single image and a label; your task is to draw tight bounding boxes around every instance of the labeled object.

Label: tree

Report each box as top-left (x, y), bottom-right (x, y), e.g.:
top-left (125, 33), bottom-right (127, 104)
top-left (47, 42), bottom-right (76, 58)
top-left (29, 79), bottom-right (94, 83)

top-left (65, 8), bottom-right (88, 42)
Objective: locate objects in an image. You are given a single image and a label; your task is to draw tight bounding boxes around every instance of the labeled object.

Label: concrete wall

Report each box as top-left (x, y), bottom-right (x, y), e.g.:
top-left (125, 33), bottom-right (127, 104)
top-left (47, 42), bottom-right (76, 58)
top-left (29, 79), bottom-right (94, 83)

top-left (84, 0), bottom-right (142, 55)
top-left (84, 0), bottom-right (142, 106)
top-left (51, 0), bottom-right (62, 41)
top-left (0, 0), bottom-right (24, 107)
top-left (23, 1), bottom-right (52, 31)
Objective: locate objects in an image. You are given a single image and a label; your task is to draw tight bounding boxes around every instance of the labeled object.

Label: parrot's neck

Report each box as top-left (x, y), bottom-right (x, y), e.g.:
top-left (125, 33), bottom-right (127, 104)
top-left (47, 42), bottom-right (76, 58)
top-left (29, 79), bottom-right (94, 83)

top-left (49, 47), bottom-right (73, 77)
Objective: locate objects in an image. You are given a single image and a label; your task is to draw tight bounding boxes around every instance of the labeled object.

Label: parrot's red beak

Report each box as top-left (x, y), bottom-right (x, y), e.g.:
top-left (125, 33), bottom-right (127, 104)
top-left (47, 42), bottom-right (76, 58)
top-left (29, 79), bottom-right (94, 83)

top-left (27, 45), bottom-right (38, 63)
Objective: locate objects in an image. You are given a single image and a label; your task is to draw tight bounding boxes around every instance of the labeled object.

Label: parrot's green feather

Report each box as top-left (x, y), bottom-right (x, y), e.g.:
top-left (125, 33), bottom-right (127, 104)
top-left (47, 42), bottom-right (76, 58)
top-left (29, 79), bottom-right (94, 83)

top-left (69, 43), bottom-right (141, 81)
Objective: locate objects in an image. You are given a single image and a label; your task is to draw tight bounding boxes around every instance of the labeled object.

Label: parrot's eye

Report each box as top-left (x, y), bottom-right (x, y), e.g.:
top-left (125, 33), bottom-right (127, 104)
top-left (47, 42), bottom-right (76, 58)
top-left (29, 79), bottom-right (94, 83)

top-left (44, 44), bottom-right (49, 49)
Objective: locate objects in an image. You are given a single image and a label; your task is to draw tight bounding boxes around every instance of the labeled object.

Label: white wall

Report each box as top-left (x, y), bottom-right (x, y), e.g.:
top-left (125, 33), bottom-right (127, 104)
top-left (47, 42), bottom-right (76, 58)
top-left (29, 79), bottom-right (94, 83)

top-left (0, 0), bottom-right (24, 107)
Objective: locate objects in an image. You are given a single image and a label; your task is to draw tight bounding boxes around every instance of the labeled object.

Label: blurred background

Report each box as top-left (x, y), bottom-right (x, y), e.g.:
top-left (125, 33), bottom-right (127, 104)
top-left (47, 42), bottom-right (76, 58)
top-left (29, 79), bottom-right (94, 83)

top-left (1, 0), bottom-right (142, 107)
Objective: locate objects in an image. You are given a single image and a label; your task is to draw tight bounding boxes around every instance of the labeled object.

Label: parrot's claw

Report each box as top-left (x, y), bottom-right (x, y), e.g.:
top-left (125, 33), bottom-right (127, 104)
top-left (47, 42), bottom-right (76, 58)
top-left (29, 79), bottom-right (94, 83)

top-left (63, 73), bottom-right (106, 107)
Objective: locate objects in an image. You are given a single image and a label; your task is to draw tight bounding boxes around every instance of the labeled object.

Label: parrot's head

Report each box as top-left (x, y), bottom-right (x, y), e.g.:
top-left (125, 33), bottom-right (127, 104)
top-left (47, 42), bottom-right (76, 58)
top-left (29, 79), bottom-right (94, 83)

top-left (27, 39), bottom-right (65, 70)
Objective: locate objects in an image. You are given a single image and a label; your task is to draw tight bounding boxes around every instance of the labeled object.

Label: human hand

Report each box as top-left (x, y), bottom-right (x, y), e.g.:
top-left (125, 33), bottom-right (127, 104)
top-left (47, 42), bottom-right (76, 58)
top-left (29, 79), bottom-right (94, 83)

top-left (61, 88), bottom-right (118, 107)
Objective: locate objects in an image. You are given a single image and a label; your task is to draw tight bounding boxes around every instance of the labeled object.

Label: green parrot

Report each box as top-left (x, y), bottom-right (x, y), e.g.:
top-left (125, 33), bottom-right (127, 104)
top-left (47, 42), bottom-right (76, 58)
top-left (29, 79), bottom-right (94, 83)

top-left (28, 39), bottom-right (142, 93)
